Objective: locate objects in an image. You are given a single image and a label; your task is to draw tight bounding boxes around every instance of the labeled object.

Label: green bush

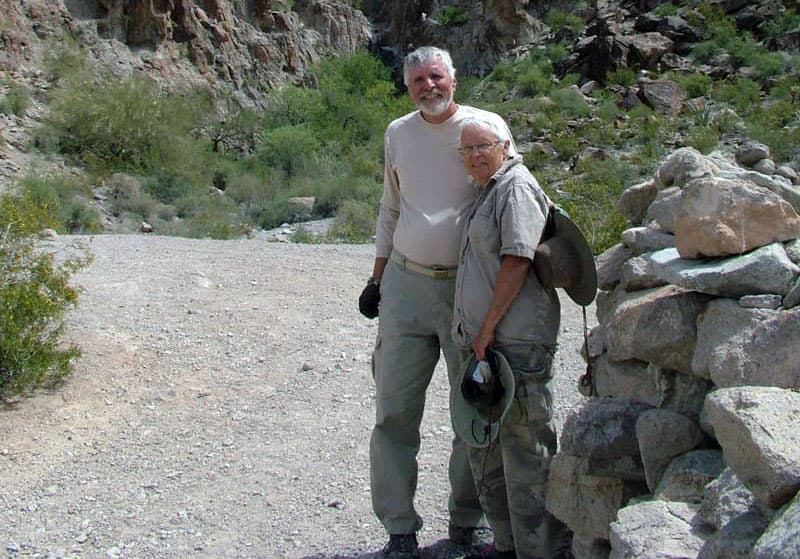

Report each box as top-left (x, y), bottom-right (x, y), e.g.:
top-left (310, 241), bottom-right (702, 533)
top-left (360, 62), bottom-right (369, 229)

top-left (667, 71), bottom-right (712, 98)
top-left (259, 124), bottom-right (321, 178)
top-left (438, 7), bottom-right (470, 26)
top-left (326, 199), bottom-right (376, 243)
top-left (43, 71), bottom-right (214, 179)
top-left (0, 84), bottom-right (30, 117)
top-left (18, 172), bottom-right (102, 234)
top-left (544, 9), bottom-right (585, 36)
top-left (0, 195), bottom-right (91, 397)
top-left (684, 126), bottom-right (720, 154)
top-left (606, 68), bottom-right (636, 87)
top-left (554, 175), bottom-right (628, 254)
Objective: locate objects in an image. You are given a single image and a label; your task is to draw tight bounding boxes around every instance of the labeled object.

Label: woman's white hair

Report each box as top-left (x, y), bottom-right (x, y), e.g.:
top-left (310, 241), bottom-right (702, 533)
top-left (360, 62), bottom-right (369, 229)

top-left (459, 117), bottom-right (510, 144)
top-left (403, 47), bottom-right (456, 86)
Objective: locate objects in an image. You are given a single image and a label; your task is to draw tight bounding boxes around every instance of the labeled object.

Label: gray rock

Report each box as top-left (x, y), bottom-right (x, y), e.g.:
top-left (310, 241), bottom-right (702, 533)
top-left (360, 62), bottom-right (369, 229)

top-left (692, 299), bottom-right (800, 388)
top-left (654, 449), bottom-right (725, 503)
top-left (644, 186), bottom-right (682, 233)
top-left (648, 244), bottom-right (800, 298)
top-left (753, 492), bottom-right (800, 559)
top-left (739, 294), bottom-right (783, 309)
top-left (697, 468), bottom-right (770, 531)
top-left (609, 500), bottom-right (706, 559)
top-left (594, 356), bottom-right (668, 407)
top-left (620, 254), bottom-right (668, 291)
top-left (637, 409), bottom-right (704, 492)
top-left (736, 140), bottom-right (770, 167)
top-left (784, 277), bottom-right (800, 309)
top-left (656, 147), bottom-right (718, 189)
top-left (604, 285), bottom-right (711, 374)
top-left (705, 387), bottom-right (800, 509)
top-left (618, 179), bottom-right (658, 225)
top-left (621, 226), bottom-right (676, 255)
top-left (596, 243), bottom-right (633, 291)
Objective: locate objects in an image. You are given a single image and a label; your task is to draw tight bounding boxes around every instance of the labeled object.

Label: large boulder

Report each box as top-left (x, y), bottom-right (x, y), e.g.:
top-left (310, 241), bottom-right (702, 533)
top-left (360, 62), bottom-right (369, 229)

top-left (705, 387), bottom-right (800, 510)
top-left (674, 176), bottom-right (800, 259)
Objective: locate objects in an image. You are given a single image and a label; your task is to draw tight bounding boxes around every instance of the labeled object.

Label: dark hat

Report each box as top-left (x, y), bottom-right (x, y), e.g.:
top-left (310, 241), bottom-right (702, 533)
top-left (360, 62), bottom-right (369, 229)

top-left (451, 349), bottom-right (515, 448)
top-left (533, 206), bottom-right (598, 306)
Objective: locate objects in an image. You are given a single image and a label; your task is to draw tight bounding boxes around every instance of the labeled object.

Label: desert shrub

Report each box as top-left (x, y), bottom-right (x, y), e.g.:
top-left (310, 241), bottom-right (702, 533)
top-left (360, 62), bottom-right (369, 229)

top-left (684, 125), bottom-right (720, 154)
top-left (553, 175), bottom-right (627, 254)
top-left (544, 9), bottom-right (584, 36)
top-left (711, 78), bottom-right (761, 115)
top-left (438, 7), bottom-right (470, 26)
top-left (43, 71), bottom-right (214, 179)
top-left (0, 84), bottom-right (30, 117)
top-left (551, 86), bottom-right (592, 119)
top-left (653, 3), bottom-right (679, 16)
top-left (518, 64), bottom-right (553, 97)
top-left (606, 68), bottom-right (636, 87)
top-left (667, 71), bottom-right (712, 98)
top-left (18, 172), bottom-right (102, 233)
top-left (0, 195), bottom-right (91, 397)
top-left (326, 199), bottom-right (376, 243)
top-left (691, 6), bottom-right (788, 80)
top-left (291, 226), bottom-right (321, 243)
top-left (761, 8), bottom-right (800, 46)
top-left (259, 124), bottom-right (321, 178)
top-left (545, 42), bottom-right (570, 66)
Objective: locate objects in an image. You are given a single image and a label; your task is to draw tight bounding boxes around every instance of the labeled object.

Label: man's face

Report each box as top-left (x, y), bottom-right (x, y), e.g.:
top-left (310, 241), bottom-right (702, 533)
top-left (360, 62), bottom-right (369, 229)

top-left (460, 125), bottom-right (510, 186)
top-left (407, 60), bottom-right (456, 117)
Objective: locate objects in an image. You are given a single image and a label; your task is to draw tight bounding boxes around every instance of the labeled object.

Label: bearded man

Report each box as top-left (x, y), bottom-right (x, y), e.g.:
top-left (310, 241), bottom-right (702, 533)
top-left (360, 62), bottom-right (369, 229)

top-left (358, 46), bottom-right (516, 559)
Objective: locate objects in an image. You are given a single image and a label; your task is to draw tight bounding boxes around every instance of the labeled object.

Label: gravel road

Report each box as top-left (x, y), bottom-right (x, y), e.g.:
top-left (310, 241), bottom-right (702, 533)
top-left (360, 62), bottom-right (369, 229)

top-left (0, 234), bottom-right (594, 559)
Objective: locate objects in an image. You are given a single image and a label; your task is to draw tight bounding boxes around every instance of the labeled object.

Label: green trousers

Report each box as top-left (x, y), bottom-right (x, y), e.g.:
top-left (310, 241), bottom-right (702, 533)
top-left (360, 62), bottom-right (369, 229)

top-left (463, 343), bottom-right (566, 559)
top-left (370, 260), bottom-right (483, 534)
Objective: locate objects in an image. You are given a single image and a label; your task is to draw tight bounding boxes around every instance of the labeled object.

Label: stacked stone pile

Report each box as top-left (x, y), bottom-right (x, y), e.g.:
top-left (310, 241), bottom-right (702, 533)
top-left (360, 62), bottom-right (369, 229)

top-left (546, 143), bottom-right (800, 559)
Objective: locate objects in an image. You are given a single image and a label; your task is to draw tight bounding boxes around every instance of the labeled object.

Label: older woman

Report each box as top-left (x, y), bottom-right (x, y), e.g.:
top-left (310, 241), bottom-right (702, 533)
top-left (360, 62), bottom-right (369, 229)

top-left (451, 117), bottom-right (565, 559)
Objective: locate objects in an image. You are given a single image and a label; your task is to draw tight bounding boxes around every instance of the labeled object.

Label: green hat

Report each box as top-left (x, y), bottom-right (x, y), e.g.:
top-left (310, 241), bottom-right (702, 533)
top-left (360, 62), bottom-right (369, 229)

top-left (533, 206), bottom-right (598, 306)
top-left (451, 349), bottom-right (515, 448)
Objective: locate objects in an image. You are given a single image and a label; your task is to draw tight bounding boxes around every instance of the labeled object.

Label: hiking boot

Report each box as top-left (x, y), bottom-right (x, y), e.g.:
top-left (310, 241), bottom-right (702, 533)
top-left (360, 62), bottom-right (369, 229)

top-left (448, 524), bottom-right (478, 546)
top-left (382, 534), bottom-right (420, 559)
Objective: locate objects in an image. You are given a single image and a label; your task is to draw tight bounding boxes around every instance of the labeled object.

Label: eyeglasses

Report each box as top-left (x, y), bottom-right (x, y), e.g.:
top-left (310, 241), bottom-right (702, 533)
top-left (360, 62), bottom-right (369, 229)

top-left (457, 141), bottom-right (501, 156)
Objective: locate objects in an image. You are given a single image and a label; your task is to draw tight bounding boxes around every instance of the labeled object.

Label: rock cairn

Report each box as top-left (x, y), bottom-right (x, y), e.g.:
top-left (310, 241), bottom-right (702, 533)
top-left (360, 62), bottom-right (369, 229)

top-left (546, 143), bottom-right (800, 559)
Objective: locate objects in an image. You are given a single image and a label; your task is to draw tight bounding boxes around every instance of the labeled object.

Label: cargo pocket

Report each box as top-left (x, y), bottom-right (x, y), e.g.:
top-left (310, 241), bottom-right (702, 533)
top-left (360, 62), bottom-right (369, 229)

top-left (514, 345), bottom-right (555, 423)
top-left (371, 335), bottom-right (382, 381)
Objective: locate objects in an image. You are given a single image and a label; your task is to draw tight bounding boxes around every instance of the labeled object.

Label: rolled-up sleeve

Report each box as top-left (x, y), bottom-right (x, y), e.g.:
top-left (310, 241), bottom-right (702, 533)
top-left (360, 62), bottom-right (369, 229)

top-left (498, 181), bottom-right (548, 260)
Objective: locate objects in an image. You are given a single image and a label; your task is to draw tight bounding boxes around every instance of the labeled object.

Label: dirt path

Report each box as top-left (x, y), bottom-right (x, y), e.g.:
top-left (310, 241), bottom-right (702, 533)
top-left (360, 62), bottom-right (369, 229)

top-left (0, 235), bottom-right (594, 559)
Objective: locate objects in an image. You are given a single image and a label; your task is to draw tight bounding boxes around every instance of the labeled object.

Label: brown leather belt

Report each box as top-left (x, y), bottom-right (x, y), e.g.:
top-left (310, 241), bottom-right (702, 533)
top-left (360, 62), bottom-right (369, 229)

top-left (391, 251), bottom-right (457, 280)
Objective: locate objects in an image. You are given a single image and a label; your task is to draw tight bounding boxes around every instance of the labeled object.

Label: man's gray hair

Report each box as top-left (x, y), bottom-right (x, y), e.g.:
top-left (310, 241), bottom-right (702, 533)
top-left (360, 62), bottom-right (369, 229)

top-left (403, 46), bottom-right (456, 86)
top-left (459, 117), bottom-right (510, 144)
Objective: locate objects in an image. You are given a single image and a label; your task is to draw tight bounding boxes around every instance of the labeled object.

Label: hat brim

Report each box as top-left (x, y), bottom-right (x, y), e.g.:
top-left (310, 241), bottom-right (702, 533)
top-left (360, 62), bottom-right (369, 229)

top-left (549, 210), bottom-right (598, 306)
top-left (451, 350), bottom-right (515, 448)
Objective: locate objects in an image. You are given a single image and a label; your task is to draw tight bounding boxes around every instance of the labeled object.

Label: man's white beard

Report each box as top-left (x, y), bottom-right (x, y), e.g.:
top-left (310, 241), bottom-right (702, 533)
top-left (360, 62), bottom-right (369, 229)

top-left (417, 90), bottom-right (453, 116)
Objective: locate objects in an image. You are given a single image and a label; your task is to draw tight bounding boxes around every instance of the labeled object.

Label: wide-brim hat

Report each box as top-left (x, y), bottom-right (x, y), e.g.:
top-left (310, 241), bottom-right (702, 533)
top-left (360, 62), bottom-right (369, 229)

top-left (533, 206), bottom-right (598, 306)
top-left (451, 349), bottom-right (515, 448)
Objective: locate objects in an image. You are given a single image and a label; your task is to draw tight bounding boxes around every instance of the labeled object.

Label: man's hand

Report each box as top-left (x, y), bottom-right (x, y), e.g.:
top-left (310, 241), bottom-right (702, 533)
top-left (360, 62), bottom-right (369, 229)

top-left (358, 278), bottom-right (381, 319)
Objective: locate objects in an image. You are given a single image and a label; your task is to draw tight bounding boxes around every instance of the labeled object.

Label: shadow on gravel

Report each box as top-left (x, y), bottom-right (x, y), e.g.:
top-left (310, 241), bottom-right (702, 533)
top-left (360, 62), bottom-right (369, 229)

top-left (299, 538), bottom-right (473, 559)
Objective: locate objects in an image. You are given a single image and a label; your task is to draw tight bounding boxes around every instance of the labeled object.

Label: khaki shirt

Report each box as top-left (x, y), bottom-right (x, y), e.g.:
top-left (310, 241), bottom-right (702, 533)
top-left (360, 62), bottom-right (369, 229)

top-left (453, 156), bottom-right (560, 347)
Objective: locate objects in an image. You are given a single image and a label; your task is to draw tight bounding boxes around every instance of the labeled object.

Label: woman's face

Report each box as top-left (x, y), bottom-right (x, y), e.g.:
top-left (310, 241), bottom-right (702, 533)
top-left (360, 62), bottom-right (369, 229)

top-left (459, 125), bottom-right (510, 186)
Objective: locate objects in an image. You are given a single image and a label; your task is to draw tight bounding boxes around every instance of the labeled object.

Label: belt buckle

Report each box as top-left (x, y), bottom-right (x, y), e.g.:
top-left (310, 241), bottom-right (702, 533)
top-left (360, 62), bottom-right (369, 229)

top-left (432, 268), bottom-right (451, 280)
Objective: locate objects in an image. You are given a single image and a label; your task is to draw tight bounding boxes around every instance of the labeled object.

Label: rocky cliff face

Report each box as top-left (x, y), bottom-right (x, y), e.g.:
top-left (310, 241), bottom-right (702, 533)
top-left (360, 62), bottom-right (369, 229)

top-left (0, 0), bottom-right (371, 106)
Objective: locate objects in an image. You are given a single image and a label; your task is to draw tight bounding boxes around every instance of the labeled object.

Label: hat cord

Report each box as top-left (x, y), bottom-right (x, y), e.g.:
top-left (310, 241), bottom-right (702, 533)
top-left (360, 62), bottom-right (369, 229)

top-left (471, 405), bottom-right (501, 499)
top-left (578, 305), bottom-right (596, 396)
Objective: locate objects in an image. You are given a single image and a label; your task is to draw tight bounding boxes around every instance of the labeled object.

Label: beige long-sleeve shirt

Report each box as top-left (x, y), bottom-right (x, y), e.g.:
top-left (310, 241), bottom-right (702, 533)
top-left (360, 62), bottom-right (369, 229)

top-left (375, 105), bottom-right (516, 267)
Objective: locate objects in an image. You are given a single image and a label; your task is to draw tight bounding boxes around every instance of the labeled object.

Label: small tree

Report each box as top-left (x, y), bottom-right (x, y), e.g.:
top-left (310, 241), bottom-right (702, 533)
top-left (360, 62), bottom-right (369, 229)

top-left (0, 194), bottom-right (91, 397)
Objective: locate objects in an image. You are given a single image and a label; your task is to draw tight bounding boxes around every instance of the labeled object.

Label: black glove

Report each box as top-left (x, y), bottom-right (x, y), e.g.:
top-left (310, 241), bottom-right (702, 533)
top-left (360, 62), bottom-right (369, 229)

top-left (358, 278), bottom-right (381, 319)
